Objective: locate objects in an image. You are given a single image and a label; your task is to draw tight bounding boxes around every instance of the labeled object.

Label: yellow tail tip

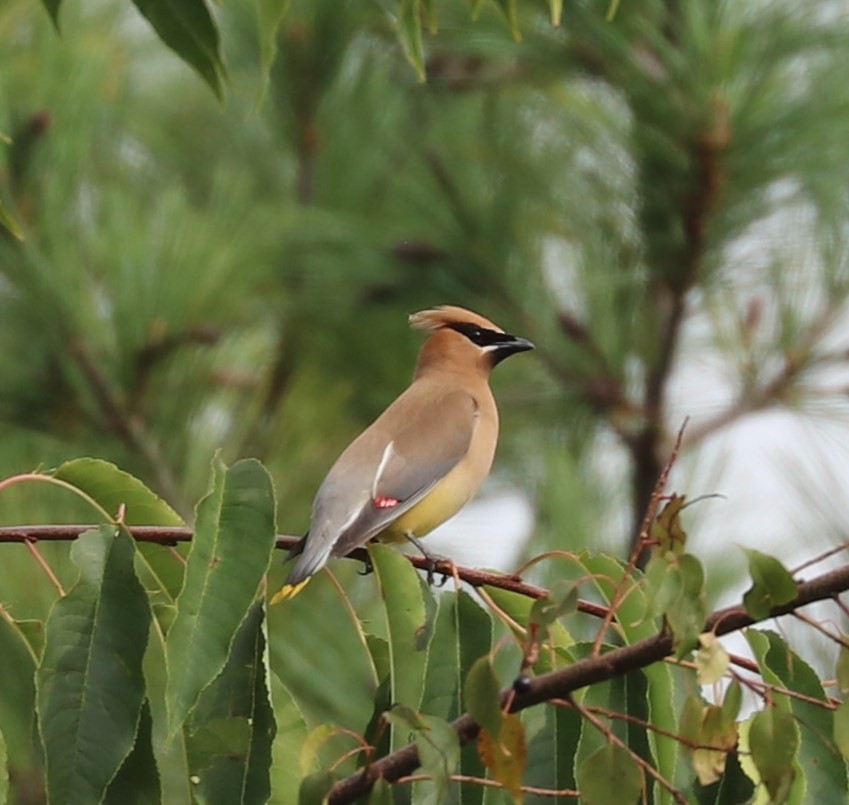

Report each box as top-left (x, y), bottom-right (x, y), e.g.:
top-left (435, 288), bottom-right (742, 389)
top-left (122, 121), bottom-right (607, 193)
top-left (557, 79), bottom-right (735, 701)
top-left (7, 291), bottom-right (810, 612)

top-left (269, 577), bottom-right (311, 604)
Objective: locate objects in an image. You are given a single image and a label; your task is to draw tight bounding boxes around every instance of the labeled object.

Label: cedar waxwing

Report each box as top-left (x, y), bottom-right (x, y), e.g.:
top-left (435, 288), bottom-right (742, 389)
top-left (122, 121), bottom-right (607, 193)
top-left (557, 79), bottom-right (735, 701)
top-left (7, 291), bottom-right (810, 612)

top-left (270, 305), bottom-right (534, 603)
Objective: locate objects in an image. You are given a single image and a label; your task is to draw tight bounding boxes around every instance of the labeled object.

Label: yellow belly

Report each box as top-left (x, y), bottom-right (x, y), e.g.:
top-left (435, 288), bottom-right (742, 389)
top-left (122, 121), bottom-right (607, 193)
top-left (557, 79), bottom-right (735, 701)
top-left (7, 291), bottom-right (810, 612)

top-left (379, 469), bottom-right (474, 544)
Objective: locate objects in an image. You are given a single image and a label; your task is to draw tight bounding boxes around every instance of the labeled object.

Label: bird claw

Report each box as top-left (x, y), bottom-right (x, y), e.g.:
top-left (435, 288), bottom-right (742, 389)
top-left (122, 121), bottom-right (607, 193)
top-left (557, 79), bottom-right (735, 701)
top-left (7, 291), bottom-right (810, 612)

top-left (358, 555), bottom-right (374, 576)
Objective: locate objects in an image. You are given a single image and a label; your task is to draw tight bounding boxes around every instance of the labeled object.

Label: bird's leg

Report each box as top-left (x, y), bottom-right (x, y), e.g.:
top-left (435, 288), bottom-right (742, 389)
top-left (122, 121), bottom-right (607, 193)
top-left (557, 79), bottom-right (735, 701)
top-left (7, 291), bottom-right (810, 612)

top-left (404, 532), bottom-right (452, 587)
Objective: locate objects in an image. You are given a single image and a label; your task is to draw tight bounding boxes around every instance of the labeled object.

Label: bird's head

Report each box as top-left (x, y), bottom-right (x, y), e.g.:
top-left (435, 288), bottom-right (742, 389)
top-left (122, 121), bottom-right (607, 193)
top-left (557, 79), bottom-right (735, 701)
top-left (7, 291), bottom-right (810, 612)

top-left (410, 305), bottom-right (534, 376)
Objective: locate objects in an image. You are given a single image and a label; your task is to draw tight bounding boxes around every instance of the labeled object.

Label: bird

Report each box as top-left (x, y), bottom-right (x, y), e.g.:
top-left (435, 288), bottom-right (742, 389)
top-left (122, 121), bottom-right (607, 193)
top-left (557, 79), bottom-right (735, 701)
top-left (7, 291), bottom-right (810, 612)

top-left (270, 305), bottom-right (534, 603)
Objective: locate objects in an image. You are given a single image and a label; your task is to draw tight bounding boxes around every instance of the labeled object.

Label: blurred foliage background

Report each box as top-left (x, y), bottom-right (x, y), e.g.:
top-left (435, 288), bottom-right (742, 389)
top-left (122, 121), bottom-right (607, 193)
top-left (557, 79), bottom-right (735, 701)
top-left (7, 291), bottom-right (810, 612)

top-left (2, 0), bottom-right (849, 779)
top-left (4, 0), bottom-right (849, 595)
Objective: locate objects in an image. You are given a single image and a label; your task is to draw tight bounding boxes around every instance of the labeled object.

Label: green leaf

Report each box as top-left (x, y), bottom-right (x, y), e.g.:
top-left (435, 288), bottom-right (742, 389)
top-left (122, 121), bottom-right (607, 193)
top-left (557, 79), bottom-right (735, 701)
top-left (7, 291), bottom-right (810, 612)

top-left (723, 679), bottom-right (743, 722)
top-left (420, 590), bottom-right (493, 721)
top-left (525, 695), bottom-right (582, 795)
top-left (464, 654), bottom-right (503, 740)
top-left (37, 526), bottom-right (151, 805)
top-left (298, 770), bottom-right (334, 805)
top-left (0, 199), bottom-right (24, 242)
top-left (39, 0), bottom-right (62, 28)
top-left (577, 743), bottom-right (643, 805)
top-left (748, 629), bottom-right (846, 801)
top-left (268, 569), bottom-right (377, 731)
top-left (836, 643), bottom-right (849, 694)
top-left (0, 617), bottom-right (39, 770)
top-left (0, 727), bottom-right (8, 805)
top-left (529, 580), bottom-right (578, 640)
top-left (54, 458), bottom-right (183, 525)
top-left (367, 778), bottom-right (393, 805)
top-left (834, 699), bottom-right (849, 762)
top-left (483, 584), bottom-right (574, 664)
top-left (269, 674), bottom-right (308, 803)
top-left (742, 549), bottom-right (797, 620)
top-left (370, 543), bottom-right (429, 747)
top-left (666, 554), bottom-right (708, 658)
top-left (55, 457), bottom-right (187, 601)
top-left (130, 0), bottom-right (226, 99)
top-left (187, 601), bottom-right (275, 804)
top-left (549, 0), bottom-right (563, 26)
top-left (166, 457), bottom-right (277, 735)
top-left (386, 709), bottom-right (459, 801)
top-left (748, 707), bottom-right (798, 802)
top-left (103, 700), bottom-right (160, 805)
top-left (257, 0), bottom-right (291, 80)
top-left (478, 713), bottom-right (525, 804)
top-left (397, 0), bottom-right (426, 82)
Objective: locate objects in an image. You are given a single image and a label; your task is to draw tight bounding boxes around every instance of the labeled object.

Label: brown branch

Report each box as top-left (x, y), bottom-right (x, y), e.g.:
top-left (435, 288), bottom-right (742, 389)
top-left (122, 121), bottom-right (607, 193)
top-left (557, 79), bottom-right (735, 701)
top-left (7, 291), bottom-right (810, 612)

top-left (327, 563), bottom-right (849, 803)
top-left (0, 525), bottom-right (610, 621)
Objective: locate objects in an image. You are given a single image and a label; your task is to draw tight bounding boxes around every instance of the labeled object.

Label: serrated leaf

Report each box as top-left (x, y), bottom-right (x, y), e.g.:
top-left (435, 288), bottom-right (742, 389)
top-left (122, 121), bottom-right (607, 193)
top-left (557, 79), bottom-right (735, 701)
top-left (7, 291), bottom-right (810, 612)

top-left (166, 457), bottom-right (277, 736)
top-left (54, 458), bottom-right (183, 525)
top-left (103, 700), bottom-right (160, 805)
top-left (415, 714), bottom-right (460, 800)
top-left (742, 549), bottom-right (797, 620)
top-left (398, 0), bottom-right (426, 82)
top-left (695, 705), bottom-right (737, 786)
top-left (650, 494), bottom-right (688, 555)
top-left (55, 457), bottom-right (186, 601)
top-left (478, 713), bottom-right (526, 804)
top-left (748, 629), bottom-right (846, 801)
top-left (836, 644), bottom-right (849, 694)
top-left (696, 633), bottom-right (730, 685)
top-left (370, 543), bottom-right (429, 748)
top-left (419, 591), bottom-right (492, 721)
top-left (749, 707), bottom-right (798, 802)
top-left (0, 199), bottom-right (24, 241)
top-left (577, 743), bottom-right (642, 805)
top-left (37, 526), bottom-right (151, 805)
top-left (269, 673), bottom-right (308, 803)
top-left (464, 654), bottom-right (503, 740)
top-left (131, 0), bottom-right (226, 98)
top-left (187, 601), bottom-right (275, 804)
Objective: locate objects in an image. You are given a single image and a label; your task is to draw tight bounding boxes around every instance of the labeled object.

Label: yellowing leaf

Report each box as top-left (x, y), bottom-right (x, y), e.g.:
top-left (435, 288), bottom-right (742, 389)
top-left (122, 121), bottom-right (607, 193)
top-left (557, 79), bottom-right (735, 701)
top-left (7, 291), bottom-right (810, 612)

top-left (695, 633), bottom-right (730, 685)
top-left (748, 707), bottom-right (798, 802)
top-left (478, 714), bottom-right (526, 804)
top-left (650, 494), bottom-right (688, 555)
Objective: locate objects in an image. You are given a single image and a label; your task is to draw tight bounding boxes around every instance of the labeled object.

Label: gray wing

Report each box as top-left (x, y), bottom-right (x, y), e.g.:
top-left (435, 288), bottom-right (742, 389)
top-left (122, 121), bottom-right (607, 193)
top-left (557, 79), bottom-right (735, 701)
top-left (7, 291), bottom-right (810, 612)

top-left (286, 390), bottom-right (478, 584)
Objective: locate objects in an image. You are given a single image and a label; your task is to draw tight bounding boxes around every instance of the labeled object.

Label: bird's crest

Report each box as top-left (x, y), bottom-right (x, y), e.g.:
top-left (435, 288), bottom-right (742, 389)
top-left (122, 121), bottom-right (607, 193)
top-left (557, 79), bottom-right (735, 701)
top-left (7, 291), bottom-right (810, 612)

top-left (409, 305), bottom-right (503, 333)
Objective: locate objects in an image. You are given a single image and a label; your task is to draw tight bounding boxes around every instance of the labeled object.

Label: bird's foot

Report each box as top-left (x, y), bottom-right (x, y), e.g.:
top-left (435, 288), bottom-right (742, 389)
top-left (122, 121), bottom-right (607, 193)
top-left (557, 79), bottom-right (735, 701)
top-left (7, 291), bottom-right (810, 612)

top-left (357, 554), bottom-right (374, 576)
top-left (404, 532), bottom-right (454, 587)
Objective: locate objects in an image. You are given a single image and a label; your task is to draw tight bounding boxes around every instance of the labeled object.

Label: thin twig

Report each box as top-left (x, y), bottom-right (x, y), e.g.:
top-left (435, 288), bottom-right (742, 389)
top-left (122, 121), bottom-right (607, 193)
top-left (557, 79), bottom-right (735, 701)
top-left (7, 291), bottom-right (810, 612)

top-left (328, 563), bottom-right (849, 803)
top-left (592, 420), bottom-right (687, 655)
top-left (394, 772), bottom-right (580, 798)
top-left (24, 538), bottom-right (65, 596)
